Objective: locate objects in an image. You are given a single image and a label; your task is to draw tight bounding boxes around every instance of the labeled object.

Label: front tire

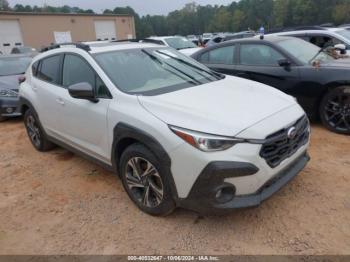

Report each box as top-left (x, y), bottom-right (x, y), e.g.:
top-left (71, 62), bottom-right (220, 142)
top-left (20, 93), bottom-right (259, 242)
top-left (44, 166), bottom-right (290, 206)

top-left (320, 86), bottom-right (350, 135)
top-left (24, 109), bottom-right (55, 151)
top-left (119, 143), bottom-right (176, 216)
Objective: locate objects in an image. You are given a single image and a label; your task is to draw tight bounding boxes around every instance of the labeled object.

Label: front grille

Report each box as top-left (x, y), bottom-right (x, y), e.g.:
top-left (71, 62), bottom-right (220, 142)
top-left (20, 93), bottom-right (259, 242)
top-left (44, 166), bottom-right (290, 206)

top-left (260, 115), bottom-right (309, 168)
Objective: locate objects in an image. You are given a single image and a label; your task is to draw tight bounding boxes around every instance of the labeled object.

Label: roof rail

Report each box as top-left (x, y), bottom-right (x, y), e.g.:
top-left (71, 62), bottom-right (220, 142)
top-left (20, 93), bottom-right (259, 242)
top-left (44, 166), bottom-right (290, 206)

top-left (111, 39), bottom-right (142, 43)
top-left (40, 42), bottom-right (91, 53)
top-left (111, 39), bottom-right (164, 45)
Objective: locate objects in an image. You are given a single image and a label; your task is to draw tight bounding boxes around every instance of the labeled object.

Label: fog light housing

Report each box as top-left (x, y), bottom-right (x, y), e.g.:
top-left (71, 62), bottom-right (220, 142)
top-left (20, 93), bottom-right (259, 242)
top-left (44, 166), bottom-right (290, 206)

top-left (215, 186), bottom-right (236, 204)
top-left (6, 107), bottom-right (14, 114)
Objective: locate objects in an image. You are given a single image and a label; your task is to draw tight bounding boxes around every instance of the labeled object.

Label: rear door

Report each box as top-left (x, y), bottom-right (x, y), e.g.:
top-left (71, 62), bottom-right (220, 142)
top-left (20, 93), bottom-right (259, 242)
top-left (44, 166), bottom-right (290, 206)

top-left (196, 44), bottom-right (237, 75)
top-left (32, 54), bottom-right (65, 136)
top-left (235, 43), bottom-right (300, 94)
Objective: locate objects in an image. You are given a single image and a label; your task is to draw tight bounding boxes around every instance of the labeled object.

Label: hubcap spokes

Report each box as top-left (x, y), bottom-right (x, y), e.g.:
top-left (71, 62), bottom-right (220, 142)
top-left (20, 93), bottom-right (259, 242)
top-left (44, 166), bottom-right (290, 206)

top-left (26, 115), bottom-right (41, 147)
top-left (325, 92), bottom-right (350, 131)
top-left (126, 157), bottom-right (163, 208)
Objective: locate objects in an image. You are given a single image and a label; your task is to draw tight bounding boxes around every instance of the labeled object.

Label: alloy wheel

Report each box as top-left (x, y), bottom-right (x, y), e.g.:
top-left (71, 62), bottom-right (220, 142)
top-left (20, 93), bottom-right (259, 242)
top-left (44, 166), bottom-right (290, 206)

top-left (26, 115), bottom-right (41, 148)
top-left (324, 91), bottom-right (350, 132)
top-left (125, 157), bottom-right (164, 208)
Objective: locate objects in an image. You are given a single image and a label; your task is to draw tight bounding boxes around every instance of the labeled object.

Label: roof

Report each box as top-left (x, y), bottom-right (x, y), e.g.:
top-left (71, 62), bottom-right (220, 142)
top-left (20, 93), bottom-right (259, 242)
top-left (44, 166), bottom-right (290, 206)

top-left (0, 11), bottom-right (133, 17)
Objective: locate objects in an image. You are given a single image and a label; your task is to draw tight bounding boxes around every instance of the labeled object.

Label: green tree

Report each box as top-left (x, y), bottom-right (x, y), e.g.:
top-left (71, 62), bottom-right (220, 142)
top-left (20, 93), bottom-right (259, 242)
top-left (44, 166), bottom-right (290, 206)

top-left (333, 2), bottom-right (350, 24)
top-left (273, 0), bottom-right (291, 28)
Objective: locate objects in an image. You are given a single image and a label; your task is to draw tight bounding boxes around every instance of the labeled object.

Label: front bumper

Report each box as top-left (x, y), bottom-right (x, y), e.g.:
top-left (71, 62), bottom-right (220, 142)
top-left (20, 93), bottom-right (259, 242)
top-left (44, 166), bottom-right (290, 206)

top-left (0, 97), bottom-right (21, 117)
top-left (178, 151), bottom-right (310, 214)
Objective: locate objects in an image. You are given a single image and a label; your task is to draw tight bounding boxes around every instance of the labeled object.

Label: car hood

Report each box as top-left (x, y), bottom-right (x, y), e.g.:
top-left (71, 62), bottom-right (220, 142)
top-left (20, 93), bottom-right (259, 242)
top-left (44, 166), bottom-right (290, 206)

top-left (0, 75), bottom-right (21, 91)
top-left (178, 47), bottom-right (202, 56)
top-left (138, 76), bottom-right (297, 137)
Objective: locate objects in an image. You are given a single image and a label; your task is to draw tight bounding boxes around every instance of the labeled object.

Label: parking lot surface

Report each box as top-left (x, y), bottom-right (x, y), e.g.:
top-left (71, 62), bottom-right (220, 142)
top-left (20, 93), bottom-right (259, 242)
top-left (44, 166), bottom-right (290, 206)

top-left (0, 119), bottom-right (349, 255)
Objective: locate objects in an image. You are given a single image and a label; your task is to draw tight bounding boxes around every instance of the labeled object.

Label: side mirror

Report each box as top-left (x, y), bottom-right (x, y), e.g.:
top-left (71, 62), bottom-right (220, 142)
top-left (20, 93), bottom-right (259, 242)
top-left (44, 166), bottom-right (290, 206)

top-left (278, 58), bottom-right (291, 67)
top-left (334, 44), bottom-right (347, 55)
top-left (68, 82), bottom-right (98, 103)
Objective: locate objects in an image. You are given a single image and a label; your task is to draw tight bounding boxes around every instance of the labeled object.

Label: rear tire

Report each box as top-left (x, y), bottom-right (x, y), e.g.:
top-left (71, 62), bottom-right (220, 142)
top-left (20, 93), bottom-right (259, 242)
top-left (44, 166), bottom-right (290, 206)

top-left (24, 109), bottom-right (56, 151)
top-left (320, 86), bottom-right (350, 135)
top-left (119, 143), bottom-right (176, 216)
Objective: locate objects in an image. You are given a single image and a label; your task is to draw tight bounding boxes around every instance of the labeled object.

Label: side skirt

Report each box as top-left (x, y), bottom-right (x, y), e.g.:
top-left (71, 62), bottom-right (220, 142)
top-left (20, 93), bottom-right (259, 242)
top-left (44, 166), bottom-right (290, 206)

top-left (47, 135), bottom-right (115, 173)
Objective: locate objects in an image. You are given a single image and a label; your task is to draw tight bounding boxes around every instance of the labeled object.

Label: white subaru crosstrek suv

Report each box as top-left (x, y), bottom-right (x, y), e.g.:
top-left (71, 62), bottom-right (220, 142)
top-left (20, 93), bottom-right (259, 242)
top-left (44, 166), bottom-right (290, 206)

top-left (19, 42), bottom-right (310, 216)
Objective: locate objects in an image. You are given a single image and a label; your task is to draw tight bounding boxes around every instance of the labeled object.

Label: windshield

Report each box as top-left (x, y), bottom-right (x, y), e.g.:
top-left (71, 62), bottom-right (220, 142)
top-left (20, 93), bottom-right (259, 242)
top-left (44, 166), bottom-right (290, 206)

top-left (94, 48), bottom-right (220, 95)
top-left (336, 29), bottom-right (350, 42)
top-left (164, 37), bottom-right (197, 50)
top-left (0, 57), bottom-right (32, 76)
top-left (276, 38), bottom-right (334, 64)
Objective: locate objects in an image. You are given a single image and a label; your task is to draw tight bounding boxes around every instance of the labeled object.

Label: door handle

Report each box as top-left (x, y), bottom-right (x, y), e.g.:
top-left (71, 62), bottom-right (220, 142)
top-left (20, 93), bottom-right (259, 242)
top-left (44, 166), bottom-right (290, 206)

top-left (56, 98), bottom-right (65, 106)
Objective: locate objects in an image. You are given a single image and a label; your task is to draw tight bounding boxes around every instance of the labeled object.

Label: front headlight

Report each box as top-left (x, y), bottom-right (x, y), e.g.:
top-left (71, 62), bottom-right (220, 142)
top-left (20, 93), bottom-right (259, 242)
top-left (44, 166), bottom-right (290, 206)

top-left (169, 126), bottom-right (244, 152)
top-left (0, 89), bottom-right (18, 98)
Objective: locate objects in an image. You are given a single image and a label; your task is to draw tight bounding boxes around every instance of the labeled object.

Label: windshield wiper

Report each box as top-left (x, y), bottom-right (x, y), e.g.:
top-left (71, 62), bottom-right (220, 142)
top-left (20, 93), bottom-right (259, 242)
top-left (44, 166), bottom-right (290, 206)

top-left (141, 49), bottom-right (201, 85)
top-left (156, 50), bottom-right (224, 80)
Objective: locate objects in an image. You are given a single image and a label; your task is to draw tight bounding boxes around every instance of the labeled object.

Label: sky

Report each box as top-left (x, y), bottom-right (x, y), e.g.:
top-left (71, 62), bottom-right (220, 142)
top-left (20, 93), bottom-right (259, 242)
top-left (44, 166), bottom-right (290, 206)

top-left (8, 0), bottom-right (235, 16)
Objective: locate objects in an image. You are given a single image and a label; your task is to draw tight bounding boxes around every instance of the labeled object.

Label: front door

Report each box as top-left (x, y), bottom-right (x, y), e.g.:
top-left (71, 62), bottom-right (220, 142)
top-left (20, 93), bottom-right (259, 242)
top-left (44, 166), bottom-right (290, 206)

top-left (236, 43), bottom-right (300, 94)
top-left (57, 54), bottom-right (112, 163)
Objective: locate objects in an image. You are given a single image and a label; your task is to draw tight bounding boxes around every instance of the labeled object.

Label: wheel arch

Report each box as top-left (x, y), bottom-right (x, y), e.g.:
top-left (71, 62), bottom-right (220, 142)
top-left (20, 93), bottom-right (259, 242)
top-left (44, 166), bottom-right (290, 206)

top-left (19, 97), bottom-right (35, 116)
top-left (112, 122), bottom-right (178, 199)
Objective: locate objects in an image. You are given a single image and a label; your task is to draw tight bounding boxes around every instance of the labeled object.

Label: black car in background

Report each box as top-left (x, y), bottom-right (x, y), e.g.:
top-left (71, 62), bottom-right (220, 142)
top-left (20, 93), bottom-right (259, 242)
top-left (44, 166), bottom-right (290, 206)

top-left (191, 36), bottom-right (350, 134)
top-left (0, 55), bottom-right (32, 122)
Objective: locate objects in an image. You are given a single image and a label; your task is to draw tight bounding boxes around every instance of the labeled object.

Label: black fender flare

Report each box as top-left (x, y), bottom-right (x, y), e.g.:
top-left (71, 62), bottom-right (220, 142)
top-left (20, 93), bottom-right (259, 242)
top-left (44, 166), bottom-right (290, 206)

top-left (111, 122), bottom-right (179, 199)
top-left (19, 97), bottom-right (35, 115)
top-left (19, 97), bottom-right (49, 137)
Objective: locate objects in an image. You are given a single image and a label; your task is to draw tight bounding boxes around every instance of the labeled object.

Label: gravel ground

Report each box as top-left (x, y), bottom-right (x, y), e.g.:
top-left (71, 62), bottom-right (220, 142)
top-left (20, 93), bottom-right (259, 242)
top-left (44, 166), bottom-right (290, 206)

top-left (0, 119), bottom-right (349, 255)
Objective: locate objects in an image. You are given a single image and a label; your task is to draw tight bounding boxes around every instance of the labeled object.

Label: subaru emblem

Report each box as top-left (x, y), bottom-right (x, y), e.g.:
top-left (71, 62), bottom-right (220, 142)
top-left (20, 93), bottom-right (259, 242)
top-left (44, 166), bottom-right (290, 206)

top-left (287, 127), bottom-right (297, 140)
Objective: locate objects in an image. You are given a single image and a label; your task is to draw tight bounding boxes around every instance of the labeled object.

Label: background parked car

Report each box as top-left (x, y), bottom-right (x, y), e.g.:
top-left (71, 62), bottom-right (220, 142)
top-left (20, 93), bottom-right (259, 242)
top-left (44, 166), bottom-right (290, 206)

top-left (146, 36), bottom-right (202, 56)
top-left (187, 35), bottom-right (199, 46)
top-left (0, 54), bottom-right (32, 122)
top-left (191, 35), bottom-right (350, 134)
top-left (11, 46), bottom-right (38, 57)
top-left (206, 34), bottom-right (226, 47)
top-left (202, 33), bottom-right (214, 45)
top-left (270, 28), bottom-right (350, 51)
